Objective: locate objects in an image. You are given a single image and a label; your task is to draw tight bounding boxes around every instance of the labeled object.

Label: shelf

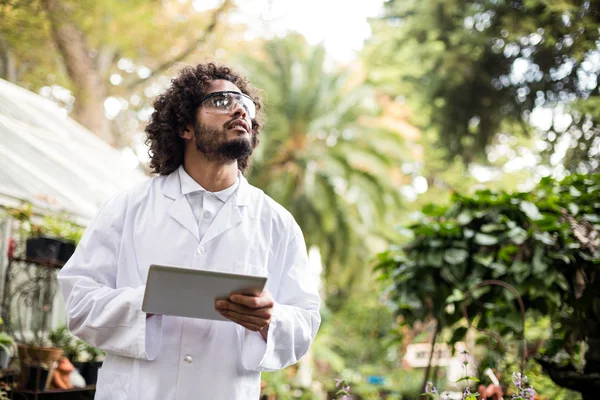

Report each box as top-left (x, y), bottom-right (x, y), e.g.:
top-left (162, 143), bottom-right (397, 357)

top-left (13, 385), bottom-right (96, 394)
top-left (8, 257), bottom-right (65, 269)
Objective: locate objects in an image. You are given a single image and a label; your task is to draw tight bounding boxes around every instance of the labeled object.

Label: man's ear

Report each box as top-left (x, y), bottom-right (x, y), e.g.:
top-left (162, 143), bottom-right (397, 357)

top-left (180, 126), bottom-right (193, 140)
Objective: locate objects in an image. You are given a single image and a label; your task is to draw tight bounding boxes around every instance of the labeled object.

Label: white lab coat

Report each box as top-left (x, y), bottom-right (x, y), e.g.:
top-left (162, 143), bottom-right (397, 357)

top-left (57, 170), bottom-right (321, 400)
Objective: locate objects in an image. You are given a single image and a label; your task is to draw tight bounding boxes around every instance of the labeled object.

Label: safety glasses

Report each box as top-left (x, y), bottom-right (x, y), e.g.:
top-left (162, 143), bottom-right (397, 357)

top-left (198, 91), bottom-right (256, 119)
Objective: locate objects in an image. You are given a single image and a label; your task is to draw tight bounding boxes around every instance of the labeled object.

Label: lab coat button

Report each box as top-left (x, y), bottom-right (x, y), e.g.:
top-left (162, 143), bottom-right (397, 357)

top-left (198, 246), bottom-right (205, 255)
top-left (203, 211), bottom-right (212, 219)
top-left (183, 355), bottom-right (193, 364)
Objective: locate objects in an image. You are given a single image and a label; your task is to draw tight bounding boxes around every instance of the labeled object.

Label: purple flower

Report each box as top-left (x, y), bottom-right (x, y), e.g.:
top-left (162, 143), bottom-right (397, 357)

top-left (524, 387), bottom-right (535, 400)
top-left (425, 382), bottom-right (436, 393)
top-left (460, 350), bottom-right (471, 365)
top-left (511, 372), bottom-right (522, 388)
top-left (343, 386), bottom-right (350, 392)
top-left (335, 378), bottom-right (343, 388)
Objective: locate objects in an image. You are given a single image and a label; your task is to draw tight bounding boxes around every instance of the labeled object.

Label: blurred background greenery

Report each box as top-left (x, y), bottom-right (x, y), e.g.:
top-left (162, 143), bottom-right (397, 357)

top-left (1, 0), bottom-right (598, 399)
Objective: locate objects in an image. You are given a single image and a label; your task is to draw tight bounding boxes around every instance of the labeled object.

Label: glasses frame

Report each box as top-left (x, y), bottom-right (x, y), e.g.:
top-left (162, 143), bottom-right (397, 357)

top-left (197, 91), bottom-right (256, 118)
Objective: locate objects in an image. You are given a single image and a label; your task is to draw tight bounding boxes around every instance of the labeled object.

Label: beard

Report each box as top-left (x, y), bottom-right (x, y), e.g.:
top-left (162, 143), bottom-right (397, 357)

top-left (192, 121), bottom-right (254, 162)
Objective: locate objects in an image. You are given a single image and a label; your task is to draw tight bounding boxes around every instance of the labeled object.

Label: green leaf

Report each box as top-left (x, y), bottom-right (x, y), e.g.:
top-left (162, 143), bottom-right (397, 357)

top-left (426, 251), bottom-right (444, 267)
top-left (520, 201), bottom-right (543, 220)
top-left (570, 186), bottom-right (582, 197)
top-left (473, 253), bottom-right (493, 267)
top-left (455, 376), bottom-right (480, 383)
top-left (481, 223), bottom-right (504, 233)
top-left (568, 202), bottom-right (579, 215)
top-left (490, 262), bottom-right (507, 277)
top-left (443, 248), bottom-right (469, 265)
top-left (457, 211), bottom-right (473, 225)
top-left (474, 232), bottom-right (498, 246)
top-left (532, 245), bottom-right (547, 274)
top-left (446, 288), bottom-right (465, 303)
top-left (507, 226), bottom-right (528, 245)
top-left (533, 231), bottom-right (556, 245)
top-left (449, 326), bottom-right (468, 344)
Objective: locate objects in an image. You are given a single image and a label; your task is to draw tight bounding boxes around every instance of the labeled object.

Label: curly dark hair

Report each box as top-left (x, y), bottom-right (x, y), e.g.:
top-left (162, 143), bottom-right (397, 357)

top-left (145, 63), bottom-right (263, 175)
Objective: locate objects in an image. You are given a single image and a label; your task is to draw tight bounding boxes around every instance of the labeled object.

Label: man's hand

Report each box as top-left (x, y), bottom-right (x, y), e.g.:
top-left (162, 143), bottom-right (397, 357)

top-left (215, 291), bottom-right (274, 340)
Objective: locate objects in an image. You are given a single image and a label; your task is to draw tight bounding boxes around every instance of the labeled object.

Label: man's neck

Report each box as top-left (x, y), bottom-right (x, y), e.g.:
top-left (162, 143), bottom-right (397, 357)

top-left (183, 151), bottom-right (238, 192)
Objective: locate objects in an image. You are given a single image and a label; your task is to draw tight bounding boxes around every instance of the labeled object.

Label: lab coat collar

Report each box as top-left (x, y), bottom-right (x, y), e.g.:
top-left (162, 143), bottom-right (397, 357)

top-left (162, 166), bottom-right (252, 206)
top-left (178, 166), bottom-right (239, 204)
top-left (161, 166), bottom-right (252, 243)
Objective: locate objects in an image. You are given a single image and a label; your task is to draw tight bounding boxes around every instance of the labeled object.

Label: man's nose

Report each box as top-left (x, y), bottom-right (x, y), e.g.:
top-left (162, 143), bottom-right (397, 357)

top-left (230, 101), bottom-right (247, 119)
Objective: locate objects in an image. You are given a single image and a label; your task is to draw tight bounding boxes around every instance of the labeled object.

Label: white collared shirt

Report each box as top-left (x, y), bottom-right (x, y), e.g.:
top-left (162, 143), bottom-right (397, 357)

top-left (178, 165), bottom-right (239, 241)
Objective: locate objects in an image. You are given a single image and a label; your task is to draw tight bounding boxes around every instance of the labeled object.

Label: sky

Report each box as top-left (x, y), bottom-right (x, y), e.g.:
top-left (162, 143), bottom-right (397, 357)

top-left (193, 0), bottom-right (385, 62)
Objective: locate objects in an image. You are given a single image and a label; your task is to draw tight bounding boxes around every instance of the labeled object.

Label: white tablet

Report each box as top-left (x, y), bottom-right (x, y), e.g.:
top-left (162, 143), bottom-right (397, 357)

top-left (141, 264), bottom-right (268, 321)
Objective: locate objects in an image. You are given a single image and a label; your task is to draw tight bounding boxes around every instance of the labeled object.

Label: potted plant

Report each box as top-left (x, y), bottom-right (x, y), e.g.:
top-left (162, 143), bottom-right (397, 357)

top-left (78, 343), bottom-right (105, 385)
top-left (7, 249), bottom-right (63, 391)
top-left (7, 204), bottom-right (81, 265)
top-left (4, 205), bottom-right (86, 390)
top-left (48, 326), bottom-right (85, 363)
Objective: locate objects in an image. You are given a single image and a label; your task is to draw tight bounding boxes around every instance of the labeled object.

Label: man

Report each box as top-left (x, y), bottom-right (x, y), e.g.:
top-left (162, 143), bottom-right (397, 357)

top-left (57, 63), bottom-right (321, 400)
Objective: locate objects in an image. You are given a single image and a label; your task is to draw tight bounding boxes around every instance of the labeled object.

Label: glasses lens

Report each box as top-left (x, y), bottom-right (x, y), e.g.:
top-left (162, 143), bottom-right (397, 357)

top-left (203, 92), bottom-right (256, 118)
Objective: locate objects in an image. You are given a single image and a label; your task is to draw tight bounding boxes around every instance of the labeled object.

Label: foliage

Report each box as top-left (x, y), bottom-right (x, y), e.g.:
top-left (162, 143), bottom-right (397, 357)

top-left (422, 352), bottom-right (535, 400)
top-left (241, 34), bottom-right (406, 298)
top-left (260, 368), bottom-right (320, 400)
top-left (6, 203), bottom-right (84, 247)
top-left (365, 0), bottom-right (600, 172)
top-left (82, 342), bottom-right (105, 362)
top-left (0, 0), bottom-right (236, 145)
top-left (48, 325), bottom-right (84, 361)
top-left (0, 332), bottom-right (14, 356)
top-left (317, 289), bottom-right (399, 372)
top-left (48, 325), bottom-right (104, 362)
top-left (376, 174), bottom-right (600, 392)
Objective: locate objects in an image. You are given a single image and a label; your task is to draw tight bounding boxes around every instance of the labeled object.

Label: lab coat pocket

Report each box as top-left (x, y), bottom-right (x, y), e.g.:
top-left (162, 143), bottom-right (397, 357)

top-left (94, 368), bottom-right (131, 400)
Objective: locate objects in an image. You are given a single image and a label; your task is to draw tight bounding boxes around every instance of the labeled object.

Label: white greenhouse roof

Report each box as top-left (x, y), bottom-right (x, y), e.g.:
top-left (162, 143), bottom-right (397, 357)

top-left (0, 79), bottom-right (147, 221)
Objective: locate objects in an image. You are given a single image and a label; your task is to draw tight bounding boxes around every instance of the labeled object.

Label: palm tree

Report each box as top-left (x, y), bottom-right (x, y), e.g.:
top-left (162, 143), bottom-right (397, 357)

top-left (241, 34), bottom-right (406, 298)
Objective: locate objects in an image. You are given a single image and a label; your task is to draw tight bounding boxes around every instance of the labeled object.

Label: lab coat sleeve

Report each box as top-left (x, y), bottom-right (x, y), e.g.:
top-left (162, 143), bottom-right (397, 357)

top-left (57, 197), bottom-right (162, 361)
top-left (242, 221), bottom-right (321, 371)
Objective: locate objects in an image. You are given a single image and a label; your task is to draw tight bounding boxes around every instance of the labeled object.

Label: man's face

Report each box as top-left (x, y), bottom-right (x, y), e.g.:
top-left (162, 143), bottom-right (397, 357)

top-left (188, 79), bottom-right (257, 162)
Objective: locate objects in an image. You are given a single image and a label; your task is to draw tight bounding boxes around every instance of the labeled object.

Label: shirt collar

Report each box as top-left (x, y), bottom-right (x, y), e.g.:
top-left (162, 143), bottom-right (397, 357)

top-left (178, 165), bottom-right (239, 203)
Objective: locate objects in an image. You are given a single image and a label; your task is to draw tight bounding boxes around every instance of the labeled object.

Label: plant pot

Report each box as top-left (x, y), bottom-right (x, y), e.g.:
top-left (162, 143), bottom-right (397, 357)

top-left (71, 360), bottom-right (102, 385)
top-left (84, 361), bottom-right (102, 385)
top-left (0, 346), bottom-right (9, 369)
top-left (25, 236), bottom-right (75, 264)
top-left (17, 344), bottom-right (63, 390)
top-left (58, 240), bottom-right (76, 263)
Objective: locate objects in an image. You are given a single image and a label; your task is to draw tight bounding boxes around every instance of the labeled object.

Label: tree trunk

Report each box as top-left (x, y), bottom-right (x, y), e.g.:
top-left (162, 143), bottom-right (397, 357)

top-left (0, 34), bottom-right (17, 82)
top-left (41, 0), bottom-right (114, 146)
top-left (421, 321), bottom-right (442, 399)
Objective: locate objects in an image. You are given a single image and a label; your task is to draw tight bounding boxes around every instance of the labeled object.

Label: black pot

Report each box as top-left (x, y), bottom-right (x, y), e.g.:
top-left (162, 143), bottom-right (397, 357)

top-left (58, 240), bottom-right (76, 263)
top-left (74, 361), bottom-right (102, 385)
top-left (24, 365), bottom-right (50, 391)
top-left (26, 236), bottom-right (76, 264)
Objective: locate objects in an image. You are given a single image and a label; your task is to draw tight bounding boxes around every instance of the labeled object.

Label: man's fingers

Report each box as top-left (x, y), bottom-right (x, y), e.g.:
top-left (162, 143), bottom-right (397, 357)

top-left (216, 300), bottom-right (272, 320)
top-left (218, 310), bottom-right (263, 331)
top-left (223, 309), bottom-right (268, 327)
top-left (229, 292), bottom-right (274, 309)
